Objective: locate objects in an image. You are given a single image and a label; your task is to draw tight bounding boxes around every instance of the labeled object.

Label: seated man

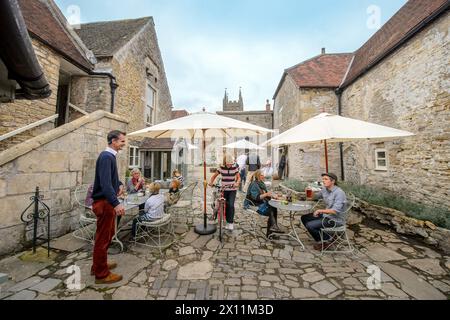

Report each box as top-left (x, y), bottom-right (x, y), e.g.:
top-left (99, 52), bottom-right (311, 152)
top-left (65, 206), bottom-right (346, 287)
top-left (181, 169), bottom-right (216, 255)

top-left (131, 183), bottom-right (165, 238)
top-left (300, 172), bottom-right (347, 251)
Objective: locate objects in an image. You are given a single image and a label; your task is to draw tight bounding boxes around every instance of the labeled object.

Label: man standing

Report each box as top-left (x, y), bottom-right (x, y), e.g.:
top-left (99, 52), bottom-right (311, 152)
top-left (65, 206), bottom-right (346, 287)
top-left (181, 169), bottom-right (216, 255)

top-left (91, 130), bottom-right (126, 284)
top-left (236, 152), bottom-right (247, 192)
top-left (244, 152), bottom-right (261, 192)
top-left (300, 173), bottom-right (347, 251)
top-left (277, 151), bottom-right (286, 180)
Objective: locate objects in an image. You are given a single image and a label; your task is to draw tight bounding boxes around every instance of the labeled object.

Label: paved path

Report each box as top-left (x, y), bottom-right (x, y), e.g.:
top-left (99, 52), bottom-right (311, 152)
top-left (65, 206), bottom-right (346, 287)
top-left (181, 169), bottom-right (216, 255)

top-left (1, 185), bottom-right (449, 300)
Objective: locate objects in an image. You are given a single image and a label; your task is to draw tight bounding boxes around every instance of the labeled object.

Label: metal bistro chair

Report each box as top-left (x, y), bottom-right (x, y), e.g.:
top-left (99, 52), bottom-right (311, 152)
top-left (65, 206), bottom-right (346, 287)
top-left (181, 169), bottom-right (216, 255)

top-left (319, 192), bottom-right (356, 255)
top-left (166, 182), bottom-right (198, 225)
top-left (73, 185), bottom-right (97, 244)
top-left (133, 203), bottom-right (175, 254)
top-left (241, 198), bottom-right (268, 239)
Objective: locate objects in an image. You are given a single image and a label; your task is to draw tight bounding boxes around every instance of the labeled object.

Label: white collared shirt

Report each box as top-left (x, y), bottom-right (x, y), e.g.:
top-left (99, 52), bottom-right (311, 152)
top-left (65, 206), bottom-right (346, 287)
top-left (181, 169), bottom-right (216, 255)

top-left (105, 147), bottom-right (118, 157)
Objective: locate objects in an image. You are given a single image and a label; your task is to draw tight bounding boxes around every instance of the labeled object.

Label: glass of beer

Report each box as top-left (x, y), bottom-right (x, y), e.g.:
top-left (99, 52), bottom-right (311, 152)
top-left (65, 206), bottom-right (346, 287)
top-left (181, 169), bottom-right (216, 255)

top-left (306, 187), bottom-right (313, 200)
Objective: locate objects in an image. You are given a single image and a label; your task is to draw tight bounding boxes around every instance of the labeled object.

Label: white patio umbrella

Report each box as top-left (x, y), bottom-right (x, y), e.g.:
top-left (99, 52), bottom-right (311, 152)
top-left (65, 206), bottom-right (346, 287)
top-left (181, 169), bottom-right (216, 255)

top-left (129, 111), bottom-right (272, 235)
top-left (222, 139), bottom-right (264, 150)
top-left (264, 113), bottom-right (414, 172)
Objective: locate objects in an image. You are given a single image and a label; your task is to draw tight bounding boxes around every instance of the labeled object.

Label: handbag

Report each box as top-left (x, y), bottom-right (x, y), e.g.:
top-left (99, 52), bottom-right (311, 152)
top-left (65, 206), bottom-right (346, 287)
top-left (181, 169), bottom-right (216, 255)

top-left (257, 201), bottom-right (270, 216)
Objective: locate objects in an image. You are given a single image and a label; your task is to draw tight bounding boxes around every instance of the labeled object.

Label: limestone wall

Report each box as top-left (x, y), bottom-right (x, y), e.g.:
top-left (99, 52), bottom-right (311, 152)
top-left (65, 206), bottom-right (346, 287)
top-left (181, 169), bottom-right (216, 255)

top-left (110, 20), bottom-right (173, 134)
top-left (341, 11), bottom-right (450, 208)
top-left (0, 111), bottom-right (128, 257)
top-left (0, 39), bottom-right (60, 151)
top-left (274, 78), bottom-right (341, 181)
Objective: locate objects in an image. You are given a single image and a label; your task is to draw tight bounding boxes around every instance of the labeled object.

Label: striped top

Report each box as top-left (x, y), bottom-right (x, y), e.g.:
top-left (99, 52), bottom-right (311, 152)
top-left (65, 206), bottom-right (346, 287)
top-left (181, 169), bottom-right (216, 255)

top-left (217, 165), bottom-right (239, 191)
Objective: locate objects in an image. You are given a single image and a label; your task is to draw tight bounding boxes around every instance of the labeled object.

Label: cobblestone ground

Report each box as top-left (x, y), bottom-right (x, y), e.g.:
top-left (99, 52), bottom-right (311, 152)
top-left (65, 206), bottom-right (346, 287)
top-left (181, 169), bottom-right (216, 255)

top-left (1, 184), bottom-right (449, 300)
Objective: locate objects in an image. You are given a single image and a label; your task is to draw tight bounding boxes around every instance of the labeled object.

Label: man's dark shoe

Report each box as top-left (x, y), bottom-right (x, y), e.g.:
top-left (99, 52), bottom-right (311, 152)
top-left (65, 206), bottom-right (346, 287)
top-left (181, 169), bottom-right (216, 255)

top-left (269, 225), bottom-right (285, 234)
top-left (313, 242), bottom-right (333, 251)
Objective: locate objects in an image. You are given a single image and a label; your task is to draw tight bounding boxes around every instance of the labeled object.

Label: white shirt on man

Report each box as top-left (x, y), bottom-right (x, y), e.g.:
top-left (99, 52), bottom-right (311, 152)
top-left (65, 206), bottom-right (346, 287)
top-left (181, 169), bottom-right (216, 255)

top-left (236, 154), bottom-right (247, 170)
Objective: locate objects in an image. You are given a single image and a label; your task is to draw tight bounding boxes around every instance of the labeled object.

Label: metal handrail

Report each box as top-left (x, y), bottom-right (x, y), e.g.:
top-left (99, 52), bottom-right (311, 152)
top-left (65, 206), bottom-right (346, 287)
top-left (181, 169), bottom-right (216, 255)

top-left (0, 114), bottom-right (58, 142)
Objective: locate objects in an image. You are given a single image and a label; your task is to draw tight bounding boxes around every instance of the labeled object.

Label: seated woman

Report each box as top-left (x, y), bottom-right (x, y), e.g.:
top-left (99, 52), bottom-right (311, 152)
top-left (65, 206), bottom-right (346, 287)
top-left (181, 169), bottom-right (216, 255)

top-left (165, 179), bottom-right (181, 207)
top-left (127, 168), bottom-right (146, 194)
top-left (131, 183), bottom-right (165, 238)
top-left (300, 172), bottom-right (347, 251)
top-left (245, 170), bottom-right (284, 239)
top-left (172, 169), bottom-right (184, 188)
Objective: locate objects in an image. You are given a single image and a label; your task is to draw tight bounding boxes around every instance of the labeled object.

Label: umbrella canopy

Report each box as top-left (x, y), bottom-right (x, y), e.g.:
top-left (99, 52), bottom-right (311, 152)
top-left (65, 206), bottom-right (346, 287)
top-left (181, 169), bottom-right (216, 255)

top-left (130, 111), bottom-right (272, 140)
top-left (264, 113), bottom-right (414, 146)
top-left (222, 139), bottom-right (264, 150)
top-left (187, 143), bottom-right (199, 150)
top-left (264, 112), bottom-right (414, 173)
top-left (129, 111), bottom-right (272, 236)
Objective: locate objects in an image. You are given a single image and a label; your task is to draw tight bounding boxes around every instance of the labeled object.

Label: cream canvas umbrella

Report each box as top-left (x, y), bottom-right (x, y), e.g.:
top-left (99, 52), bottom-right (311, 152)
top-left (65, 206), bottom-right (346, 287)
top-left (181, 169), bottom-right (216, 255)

top-left (222, 139), bottom-right (264, 150)
top-left (129, 111), bottom-right (272, 235)
top-left (264, 113), bottom-right (414, 172)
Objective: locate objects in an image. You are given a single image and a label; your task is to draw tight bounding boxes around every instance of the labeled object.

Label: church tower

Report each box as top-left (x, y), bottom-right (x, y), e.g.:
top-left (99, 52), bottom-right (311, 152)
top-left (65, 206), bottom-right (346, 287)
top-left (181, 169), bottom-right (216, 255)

top-left (223, 88), bottom-right (244, 112)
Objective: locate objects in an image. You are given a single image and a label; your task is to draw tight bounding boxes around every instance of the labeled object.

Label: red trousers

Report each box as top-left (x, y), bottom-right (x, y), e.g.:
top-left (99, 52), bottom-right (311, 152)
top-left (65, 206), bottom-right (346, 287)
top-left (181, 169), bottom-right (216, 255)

top-left (92, 199), bottom-right (116, 279)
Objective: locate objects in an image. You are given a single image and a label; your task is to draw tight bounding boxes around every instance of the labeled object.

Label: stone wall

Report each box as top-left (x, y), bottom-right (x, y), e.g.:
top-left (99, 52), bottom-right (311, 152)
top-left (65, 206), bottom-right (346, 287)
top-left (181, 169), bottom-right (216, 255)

top-left (341, 11), bottom-right (450, 209)
top-left (274, 77), bottom-right (341, 181)
top-left (110, 20), bottom-right (172, 134)
top-left (216, 110), bottom-right (273, 160)
top-left (0, 39), bottom-right (60, 152)
top-left (0, 110), bottom-right (128, 257)
top-left (69, 75), bottom-right (111, 120)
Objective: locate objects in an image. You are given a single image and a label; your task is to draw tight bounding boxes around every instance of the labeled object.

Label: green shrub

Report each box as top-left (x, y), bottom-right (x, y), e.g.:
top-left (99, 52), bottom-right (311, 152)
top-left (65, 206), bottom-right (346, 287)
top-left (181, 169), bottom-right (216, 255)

top-left (282, 179), bottom-right (450, 229)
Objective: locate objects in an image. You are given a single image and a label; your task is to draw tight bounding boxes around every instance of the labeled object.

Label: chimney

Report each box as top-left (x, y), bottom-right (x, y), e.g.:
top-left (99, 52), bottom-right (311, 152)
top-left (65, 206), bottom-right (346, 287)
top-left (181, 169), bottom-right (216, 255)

top-left (321, 48), bottom-right (326, 55)
top-left (266, 99), bottom-right (271, 111)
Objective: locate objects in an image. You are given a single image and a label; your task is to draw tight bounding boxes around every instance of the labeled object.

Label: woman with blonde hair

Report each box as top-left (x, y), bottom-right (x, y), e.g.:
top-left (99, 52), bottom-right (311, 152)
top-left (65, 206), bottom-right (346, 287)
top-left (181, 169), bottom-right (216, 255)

top-left (131, 183), bottom-right (165, 238)
top-left (208, 153), bottom-right (241, 231)
top-left (245, 170), bottom-right (284, 238)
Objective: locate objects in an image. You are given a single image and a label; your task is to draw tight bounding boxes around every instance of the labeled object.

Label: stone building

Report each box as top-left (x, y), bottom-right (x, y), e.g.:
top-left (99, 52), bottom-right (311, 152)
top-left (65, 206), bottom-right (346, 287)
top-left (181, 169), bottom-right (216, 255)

top-left (0, 0), bottom-right (174, 256)
top-left (217, 89), bottom-right (274, 162)
top-left (75, 17), bottom-right (174, 180)
top-left (274, 0), bottom-right (449, 208)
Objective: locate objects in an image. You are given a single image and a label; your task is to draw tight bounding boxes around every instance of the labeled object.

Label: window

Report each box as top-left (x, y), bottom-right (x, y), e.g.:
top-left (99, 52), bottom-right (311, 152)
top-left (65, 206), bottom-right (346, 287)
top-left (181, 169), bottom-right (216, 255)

top-left (375, 148), bottom-right (388, 171)
top-left (129, 146), bottom-right (140, 168)
top-left (145, 84), bottom-right (157, 126)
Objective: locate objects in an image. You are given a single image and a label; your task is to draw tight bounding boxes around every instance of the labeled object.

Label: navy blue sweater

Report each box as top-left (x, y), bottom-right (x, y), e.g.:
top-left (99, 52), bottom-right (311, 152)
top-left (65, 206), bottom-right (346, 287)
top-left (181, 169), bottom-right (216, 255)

top-left (92, 151), bottom-right (121, 207)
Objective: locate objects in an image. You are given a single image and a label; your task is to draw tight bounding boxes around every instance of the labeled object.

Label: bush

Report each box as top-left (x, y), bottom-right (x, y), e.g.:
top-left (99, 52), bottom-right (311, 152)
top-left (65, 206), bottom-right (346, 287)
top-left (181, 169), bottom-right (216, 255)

top-left (283, 179), bottom-right (450, 229)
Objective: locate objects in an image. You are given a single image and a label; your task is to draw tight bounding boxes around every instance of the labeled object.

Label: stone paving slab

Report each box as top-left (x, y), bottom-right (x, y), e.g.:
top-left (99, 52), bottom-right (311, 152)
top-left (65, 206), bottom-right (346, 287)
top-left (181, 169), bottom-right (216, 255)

top-left (0, 187), bottom-right (449, 301)
top-left (49, 232), bottom-right (89, 252)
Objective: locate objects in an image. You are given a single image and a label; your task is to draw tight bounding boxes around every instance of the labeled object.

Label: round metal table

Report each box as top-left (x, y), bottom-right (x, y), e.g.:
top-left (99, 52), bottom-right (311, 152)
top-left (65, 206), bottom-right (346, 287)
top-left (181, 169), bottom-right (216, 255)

top-left (268, 200), bottom-right (313, 250)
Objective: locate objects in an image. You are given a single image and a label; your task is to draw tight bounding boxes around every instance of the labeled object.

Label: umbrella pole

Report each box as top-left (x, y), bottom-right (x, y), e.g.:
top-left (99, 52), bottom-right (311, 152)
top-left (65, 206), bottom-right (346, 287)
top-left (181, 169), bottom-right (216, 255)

top-left (195, 129), bottom-right (217, 235)
top-left (324, 139), bottom-right (329, 173)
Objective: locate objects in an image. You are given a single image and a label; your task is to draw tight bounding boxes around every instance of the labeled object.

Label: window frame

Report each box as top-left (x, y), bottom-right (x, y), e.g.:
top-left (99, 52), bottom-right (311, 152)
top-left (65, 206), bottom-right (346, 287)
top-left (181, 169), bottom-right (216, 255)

top-left (129, 146), bottom-right (140, 169)
top-left (145, 83), bottom-right (157, 126)
top-left (374, 148), bottom-right (388, 171)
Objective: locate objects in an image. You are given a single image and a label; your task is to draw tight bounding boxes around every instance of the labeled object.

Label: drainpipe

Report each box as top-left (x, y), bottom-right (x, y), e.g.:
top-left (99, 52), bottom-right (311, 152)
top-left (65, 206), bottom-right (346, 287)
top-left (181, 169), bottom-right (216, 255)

top-left (336, 88), bottom-right (345, 181)
top-left (89, 72), bottom-right (118, 113)
top-left (0, 0), bottom-right (52, 100)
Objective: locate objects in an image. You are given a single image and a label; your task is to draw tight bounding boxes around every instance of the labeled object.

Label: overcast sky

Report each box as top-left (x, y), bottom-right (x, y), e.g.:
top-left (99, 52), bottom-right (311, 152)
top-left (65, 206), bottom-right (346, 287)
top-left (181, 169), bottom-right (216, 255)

top-left (55, 0), bottom-right (407, 112)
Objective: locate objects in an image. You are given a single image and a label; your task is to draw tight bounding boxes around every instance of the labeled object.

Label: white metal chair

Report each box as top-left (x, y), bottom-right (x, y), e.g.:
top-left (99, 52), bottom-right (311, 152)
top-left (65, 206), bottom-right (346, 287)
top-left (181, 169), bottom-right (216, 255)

top-left (133, 203), bottom-right (175, 254)
top-left (241, 198), bottom-right (269, 239)
top-left (166, 182), bottom-right (198, 225)
top-left (319, 192), bottom-right (355, 254)
top-left (73, 185), bottom-right (96, 244)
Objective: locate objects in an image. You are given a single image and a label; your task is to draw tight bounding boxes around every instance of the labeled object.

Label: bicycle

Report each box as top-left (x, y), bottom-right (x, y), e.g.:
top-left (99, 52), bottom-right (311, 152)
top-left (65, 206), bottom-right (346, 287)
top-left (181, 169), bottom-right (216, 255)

top-left (209, 184), bottom-right (235, 242)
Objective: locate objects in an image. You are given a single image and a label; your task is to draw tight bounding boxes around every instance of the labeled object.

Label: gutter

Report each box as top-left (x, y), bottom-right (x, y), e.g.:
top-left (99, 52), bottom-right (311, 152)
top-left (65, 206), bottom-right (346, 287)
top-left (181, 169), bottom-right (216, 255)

top-left (336, 88), bottom-right (345, 182)
top-left (89, 71), bottom-right (118, 113)
top-left (0, 0), bottom-right (51, 100)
